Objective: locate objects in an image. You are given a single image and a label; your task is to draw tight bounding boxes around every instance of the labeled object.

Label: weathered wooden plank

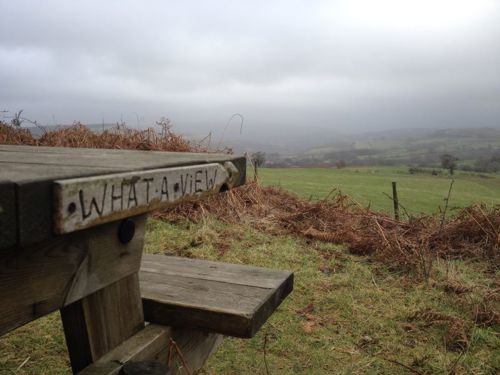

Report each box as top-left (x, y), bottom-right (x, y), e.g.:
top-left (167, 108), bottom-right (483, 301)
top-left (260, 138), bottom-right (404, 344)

top-left (60, 299), bottom-right (94, 372)
top-left (0, 181), bottom-right (16, 249)
top-left (78, 325), bottom-right (222, 375)
top-left (0, 215), bottom-right (146, 336)
top-left (1, 163), bottom-right (121, 248)
top-left (0, 145), bottom-right (245, 249)
top-left (54, 162), bottom-right (238, 234)
top-left (141, 254), bottom-right (292, 289)
top-left (12, 169), bottom-right (117, 247)
top-left (96, 324), bottom-right (170, 363)
top-left (142, 273), bottom-right (273, 314)
top-left (140, 255), bottom-right (293, 338)
top-left (0, 145), bottom-right (245, 183)
top-left (1, 144), bottom-right (234, 159)
top-left (0, 162), bottom-right (121, 182)
top-left (62, 273), bottom-right (145, 373)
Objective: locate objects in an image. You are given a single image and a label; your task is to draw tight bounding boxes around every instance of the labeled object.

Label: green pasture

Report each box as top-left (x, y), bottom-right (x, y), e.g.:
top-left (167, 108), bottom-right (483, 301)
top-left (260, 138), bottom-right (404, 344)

top-left (256, 167), bottom-right (500, 215)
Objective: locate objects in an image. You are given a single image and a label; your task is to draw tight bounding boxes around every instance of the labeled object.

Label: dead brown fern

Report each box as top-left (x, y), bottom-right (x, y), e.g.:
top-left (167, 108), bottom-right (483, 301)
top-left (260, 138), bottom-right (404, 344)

top-left (0, 119), bottom-right (230, 153)
top-left (0, 123), bottom-right (36, 145)
top-left (440, 281), bottom-right (474, 295)
top-left (410, 309), bottom-right (471, 351)
top-left (476, 288), bottom-right (500, 327)
top-left (153, 181), bottom-right (499, 280)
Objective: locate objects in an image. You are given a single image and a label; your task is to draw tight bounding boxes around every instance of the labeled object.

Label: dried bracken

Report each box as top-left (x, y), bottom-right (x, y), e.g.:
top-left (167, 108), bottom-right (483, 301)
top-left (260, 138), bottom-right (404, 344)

top-left (0, 123), bottom-right (36, 145)
top-left (431, 205), bottom-right (500, 260)
top-left (0, 119), bottom-right (230, 153)
top-left (410, 309), bottom-right (471, 351)
top-left (154, 182), bottom-right (500, 278)
top-left (440, 281), bottom-right (474, 295)
top-left (476, 288), bottom-right (500, 327)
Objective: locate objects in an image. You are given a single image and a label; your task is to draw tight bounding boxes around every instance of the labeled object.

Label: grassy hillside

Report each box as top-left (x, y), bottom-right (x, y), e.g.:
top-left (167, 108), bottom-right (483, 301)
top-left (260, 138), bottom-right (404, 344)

top-left (291, 127), bottom-right (500, 169)
top-left (257, 167), bottom-right (500, 215)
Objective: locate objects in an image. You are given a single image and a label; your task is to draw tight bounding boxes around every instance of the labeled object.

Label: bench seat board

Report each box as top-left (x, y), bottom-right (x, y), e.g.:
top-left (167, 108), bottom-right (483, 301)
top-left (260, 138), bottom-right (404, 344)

top-left (140, 254), bottom-right (293, 338)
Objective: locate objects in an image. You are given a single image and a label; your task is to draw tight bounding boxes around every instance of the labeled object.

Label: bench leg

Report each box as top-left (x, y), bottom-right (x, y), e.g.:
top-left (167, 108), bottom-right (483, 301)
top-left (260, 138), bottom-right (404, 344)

top-left (61, 273), bottom-right (145, 374)
top-left (169, 328), bottom-right (223, 373)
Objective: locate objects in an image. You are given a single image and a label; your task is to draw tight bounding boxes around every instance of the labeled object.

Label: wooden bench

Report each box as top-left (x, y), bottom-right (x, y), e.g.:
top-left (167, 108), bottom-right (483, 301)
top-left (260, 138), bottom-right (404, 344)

top-left (80, 256), bottom-right (293, 374)
top-left (140, 254), bottom-right (293, 338)
top-left (0, 145), bottom-right (293, 375)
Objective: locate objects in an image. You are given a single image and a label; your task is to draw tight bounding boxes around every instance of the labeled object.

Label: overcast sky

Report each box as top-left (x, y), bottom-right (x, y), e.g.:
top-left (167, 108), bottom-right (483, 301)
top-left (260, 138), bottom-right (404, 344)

top-left (1, 0), bottom-right (500, 138)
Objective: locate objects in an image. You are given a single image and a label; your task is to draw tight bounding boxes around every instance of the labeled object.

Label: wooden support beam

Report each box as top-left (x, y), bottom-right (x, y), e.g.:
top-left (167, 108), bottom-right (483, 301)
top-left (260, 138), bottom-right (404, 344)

top-left (0, 215), bottom-right (146, 336)
top-left (77, 324), bottom-right (170, 375)
top-left (169, 328), bottom-right (222, 373)
top-left (61, 274), bottom-right (145, 373)
top-left (78, 325), bottom-right (222, 375)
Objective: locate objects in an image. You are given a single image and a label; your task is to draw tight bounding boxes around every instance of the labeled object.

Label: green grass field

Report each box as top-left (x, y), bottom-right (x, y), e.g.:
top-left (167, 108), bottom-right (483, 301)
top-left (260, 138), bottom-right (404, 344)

top-left (257, 167), bottom-right (500, 215)
top-left (0, 168), bottom-right (498, 374)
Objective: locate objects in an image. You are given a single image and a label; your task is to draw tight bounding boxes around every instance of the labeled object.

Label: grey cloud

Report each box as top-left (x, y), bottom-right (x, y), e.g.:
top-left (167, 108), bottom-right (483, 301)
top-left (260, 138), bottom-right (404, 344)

top-left (1, 0), bottom-right (499, 137)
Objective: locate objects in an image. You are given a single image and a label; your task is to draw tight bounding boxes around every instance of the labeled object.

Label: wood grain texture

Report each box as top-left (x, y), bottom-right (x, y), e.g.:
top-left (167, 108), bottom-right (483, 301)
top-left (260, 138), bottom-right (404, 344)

top-left (54, 163), bottom-right (234, 234)
top-left (0, 145), bottom-right (245, 183)
top-left (141, 254), bottom-right (292, 288)
top-left (0, 215), bottom-right (146, 336)
top-left (78, 325), bottom-right (222, 375)
top-left (0, 145), bottom-right (245, 249)
top-left (62, 274), bottom-right (145, 374)
top-left (140, 255), bottom-right (293, 338)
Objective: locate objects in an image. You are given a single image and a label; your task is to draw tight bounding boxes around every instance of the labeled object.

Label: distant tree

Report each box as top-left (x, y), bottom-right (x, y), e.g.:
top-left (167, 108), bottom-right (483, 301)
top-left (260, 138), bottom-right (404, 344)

top-left (266, 152), bottom-right (281, 162)
top-left (440, 154), bottom-right (458, 175)
top-left (335, 160), bottom-right (346, 169)
top-left (251, 151), bottom-right (266, 167)
top-left (473, 152), bottom-right (500, 173)
top-left (492, 151), bottom-right (500, 163)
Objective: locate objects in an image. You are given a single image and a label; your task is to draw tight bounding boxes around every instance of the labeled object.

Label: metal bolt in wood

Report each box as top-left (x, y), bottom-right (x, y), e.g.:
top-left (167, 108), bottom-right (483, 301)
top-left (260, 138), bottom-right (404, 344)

top-left (118, 218), bottom-right (136, 244)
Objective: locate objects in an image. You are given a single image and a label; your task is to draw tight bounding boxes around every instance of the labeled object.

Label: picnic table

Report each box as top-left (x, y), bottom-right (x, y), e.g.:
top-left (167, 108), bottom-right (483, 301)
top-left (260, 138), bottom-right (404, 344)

top-left (0, 145), bottom-right (293, 374)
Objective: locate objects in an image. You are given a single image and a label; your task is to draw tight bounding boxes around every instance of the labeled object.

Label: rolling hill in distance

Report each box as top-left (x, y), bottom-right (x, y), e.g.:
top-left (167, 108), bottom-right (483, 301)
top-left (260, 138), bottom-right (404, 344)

top-left (24, 122), bottom-right (500, 170)
top-left (225, 126), bottom-right (500, 169)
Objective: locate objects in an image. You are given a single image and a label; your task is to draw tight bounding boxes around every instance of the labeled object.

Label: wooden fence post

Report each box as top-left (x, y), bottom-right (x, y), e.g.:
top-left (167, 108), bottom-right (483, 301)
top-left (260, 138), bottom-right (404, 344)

top-left (392, 181), bottom-right (400, 220)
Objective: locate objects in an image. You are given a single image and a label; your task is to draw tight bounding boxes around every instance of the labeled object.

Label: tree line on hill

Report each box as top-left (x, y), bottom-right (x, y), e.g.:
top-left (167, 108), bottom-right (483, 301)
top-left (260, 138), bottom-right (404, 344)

top-left (258, 127), bottom-right (500, 171)
top-left (462, 153), bottom-right (500, 173)
top-left (257, 149), bottom-right (500, 173)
